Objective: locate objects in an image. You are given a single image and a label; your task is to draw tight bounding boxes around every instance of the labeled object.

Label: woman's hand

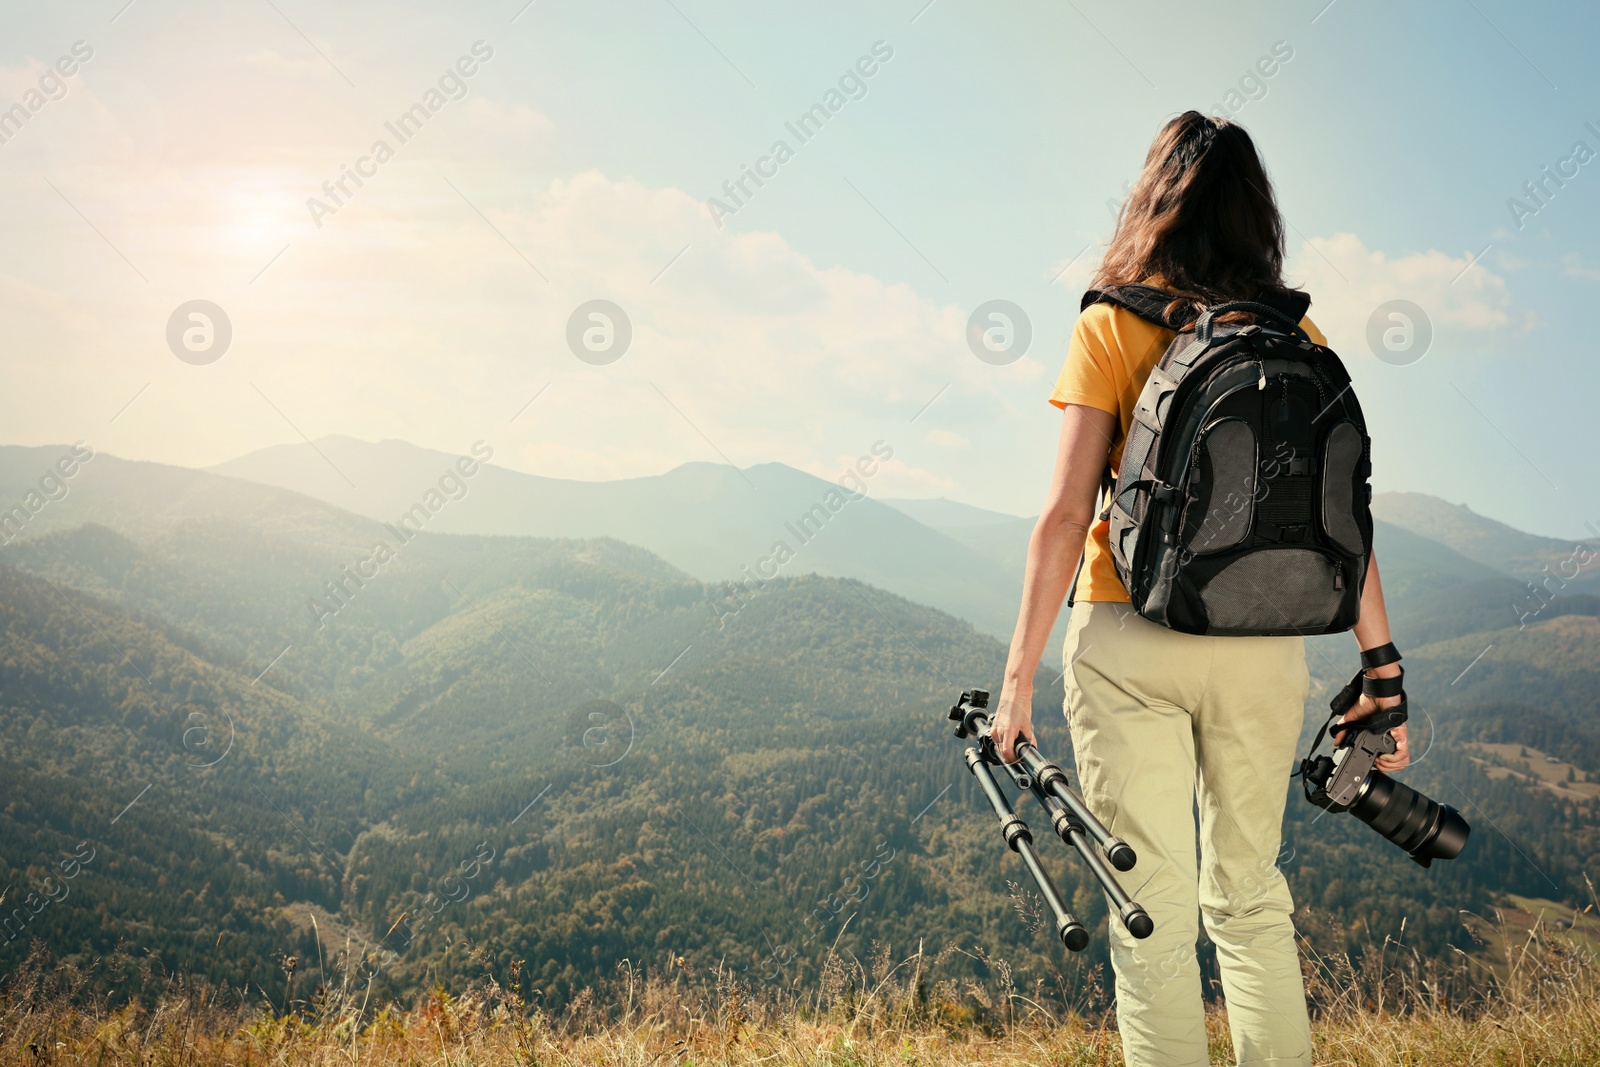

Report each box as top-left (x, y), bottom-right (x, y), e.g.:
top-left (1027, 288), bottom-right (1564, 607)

top-left (1334, 664), bottom-right (1410, 772)
top-left (990, 685), bottom-right (1037, 765)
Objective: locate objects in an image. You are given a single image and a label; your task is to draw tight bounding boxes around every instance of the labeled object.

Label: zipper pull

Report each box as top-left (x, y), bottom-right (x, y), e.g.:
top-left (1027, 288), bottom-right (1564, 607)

top-left (1257, 360), bottom-right (1268, 390)
top-left (1333, 562), bottom-right (1345, 590)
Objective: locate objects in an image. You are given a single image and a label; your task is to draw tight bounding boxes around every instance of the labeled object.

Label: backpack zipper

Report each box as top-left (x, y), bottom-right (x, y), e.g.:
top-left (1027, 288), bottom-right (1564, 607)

top-left (1164, 379), bottom-right (1257, 491)
top-left (1333, 561), bottom-right (1344, 590)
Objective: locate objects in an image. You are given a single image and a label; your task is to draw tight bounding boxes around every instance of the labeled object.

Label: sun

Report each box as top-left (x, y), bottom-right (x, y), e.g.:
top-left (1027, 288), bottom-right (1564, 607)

top-left (216, 173), bottom-right (295, 249)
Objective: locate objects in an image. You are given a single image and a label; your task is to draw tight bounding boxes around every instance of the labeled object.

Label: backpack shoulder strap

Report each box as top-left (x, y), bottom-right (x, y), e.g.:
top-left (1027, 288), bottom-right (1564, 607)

top-left (1084, 284), bottom-right (1312, 334)
top-left (1080, 285), bottom-right (1194, 330)
top-left (1251, 286), bottom-right (1312, 326)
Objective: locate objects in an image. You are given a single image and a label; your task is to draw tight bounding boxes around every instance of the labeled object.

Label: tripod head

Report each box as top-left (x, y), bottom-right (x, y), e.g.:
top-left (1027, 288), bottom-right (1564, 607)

top-left (948, 687), bottom-right (992, 740)
top-left (948, 689), bottom-right (1035, 788)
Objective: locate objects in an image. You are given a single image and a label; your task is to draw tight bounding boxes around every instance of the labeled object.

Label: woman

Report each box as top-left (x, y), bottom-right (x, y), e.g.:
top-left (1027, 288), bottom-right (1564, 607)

top-left (988, 111), bottom-right (1408, 1067)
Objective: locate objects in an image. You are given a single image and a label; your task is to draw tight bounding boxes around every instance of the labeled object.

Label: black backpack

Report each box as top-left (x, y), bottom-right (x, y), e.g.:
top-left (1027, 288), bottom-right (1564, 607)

top-left (1077, 284), bottom-right (1373, 636)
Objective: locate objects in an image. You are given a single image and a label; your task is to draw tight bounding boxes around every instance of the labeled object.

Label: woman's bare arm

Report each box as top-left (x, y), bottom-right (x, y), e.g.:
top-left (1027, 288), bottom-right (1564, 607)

top-left (989, 404), bottom-right (1117, 763)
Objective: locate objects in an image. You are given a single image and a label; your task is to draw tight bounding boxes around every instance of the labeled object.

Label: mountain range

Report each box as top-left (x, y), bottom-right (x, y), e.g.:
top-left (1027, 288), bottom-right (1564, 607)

top-left (207, 436), bottom-right (1028, 642)
top-left (206, 436), bottom-right (1600, 669)
top-left (2, 439), bottom-right (1598, 1008)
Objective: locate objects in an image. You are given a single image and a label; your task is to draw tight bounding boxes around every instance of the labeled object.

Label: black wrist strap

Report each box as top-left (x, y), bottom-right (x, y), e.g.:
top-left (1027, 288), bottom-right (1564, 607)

top-left (1362, 672), bottom-right (1404, 698)
top-left (1355, 641), bottom-right (1403, 699)
top-left (1319, 671), bottom-right (1408, 755)
top-left (1360, 641), bottom-right (1401, 670)
top-left (1330, 666), bottom-right (1405, 712)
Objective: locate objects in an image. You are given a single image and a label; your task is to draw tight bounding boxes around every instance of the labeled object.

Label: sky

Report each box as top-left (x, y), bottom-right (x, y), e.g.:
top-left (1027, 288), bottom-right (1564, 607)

top-left (1, 0), bottom-right (1597, 537)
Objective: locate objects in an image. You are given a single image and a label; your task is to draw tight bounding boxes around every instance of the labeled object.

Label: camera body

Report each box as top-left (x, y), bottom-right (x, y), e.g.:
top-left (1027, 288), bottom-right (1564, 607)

top-left (1301, 706), bottom-right (1406, 812)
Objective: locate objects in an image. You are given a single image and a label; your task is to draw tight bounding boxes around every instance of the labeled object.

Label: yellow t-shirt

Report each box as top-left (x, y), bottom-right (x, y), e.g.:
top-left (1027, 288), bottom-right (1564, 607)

top-left (1048, 299), bottom-right (1328, 603)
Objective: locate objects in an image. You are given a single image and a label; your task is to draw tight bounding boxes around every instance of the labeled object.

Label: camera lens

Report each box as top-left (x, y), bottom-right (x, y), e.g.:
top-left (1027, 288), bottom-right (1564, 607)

top-left (1350, 771), bottom-right (1470, 867)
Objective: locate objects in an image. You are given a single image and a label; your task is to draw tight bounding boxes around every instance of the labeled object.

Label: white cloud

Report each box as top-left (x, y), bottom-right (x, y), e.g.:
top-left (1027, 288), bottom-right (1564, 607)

top-left (0, 55), bottom-right (77, 98)
top-left (925, 429), bottom-right (968, 448)
top-left (1562, 252), bottom-right (1600, 284)
top-left (0, 162), bottom-right (1038, 499)
top-left (1289, 233), bottom-right (1518, 356)
top-left (440, 171), bottom-right (1009, 466)
top-left (10, 138), bottom-right (1530, 514)
top-left (1046, 244), bottom-right (1102, 294)
top-left (865, 455), bottom-right (959, 498)
top-left (238, 48), bottom-right (329, 79)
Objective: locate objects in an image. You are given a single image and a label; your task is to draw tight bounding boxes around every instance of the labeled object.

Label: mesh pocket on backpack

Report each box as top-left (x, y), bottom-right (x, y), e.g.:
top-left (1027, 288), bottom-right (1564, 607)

top-left (1198, 549), bottom-right (1342, 631)
top-left (1321, 420), bottom-right (1365, 556)
top-left (1180, 418), bottom-right (1257, 555)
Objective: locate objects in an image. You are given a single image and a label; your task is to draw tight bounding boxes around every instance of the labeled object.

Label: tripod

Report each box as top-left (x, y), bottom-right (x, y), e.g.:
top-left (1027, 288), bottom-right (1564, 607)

top-left (948, 687), bottom-right (1154, 950)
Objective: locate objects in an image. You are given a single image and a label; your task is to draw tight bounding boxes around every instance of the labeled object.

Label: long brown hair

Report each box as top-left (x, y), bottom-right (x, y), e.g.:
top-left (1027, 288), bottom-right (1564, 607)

top-left (1093, 111), bottom-right (1289, 322)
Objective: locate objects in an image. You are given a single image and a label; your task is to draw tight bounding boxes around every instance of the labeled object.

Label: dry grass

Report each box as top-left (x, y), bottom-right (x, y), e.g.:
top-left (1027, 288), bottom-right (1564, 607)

top-left (6, 910), bottom-right (1600, 1066)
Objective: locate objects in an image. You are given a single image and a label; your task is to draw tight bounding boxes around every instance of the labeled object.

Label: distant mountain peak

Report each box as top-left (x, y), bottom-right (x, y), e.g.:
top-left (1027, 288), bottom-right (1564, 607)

top-left (1372, 491), bottom-right (1589, 583)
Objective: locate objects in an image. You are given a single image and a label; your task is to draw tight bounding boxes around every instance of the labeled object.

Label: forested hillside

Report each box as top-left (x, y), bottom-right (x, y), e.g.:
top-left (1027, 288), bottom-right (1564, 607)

top-left (1, 445), bottom-right (1597, 1012)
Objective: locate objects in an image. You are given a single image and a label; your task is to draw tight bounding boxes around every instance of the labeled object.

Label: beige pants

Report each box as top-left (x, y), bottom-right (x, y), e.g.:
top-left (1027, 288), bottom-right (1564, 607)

top-left (1062, 601), bottom-right (1313, 1067)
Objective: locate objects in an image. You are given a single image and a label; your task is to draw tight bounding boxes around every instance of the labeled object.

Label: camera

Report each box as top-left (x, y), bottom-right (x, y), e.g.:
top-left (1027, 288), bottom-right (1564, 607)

top-left (1299, 643), bottom-right (1469, 867)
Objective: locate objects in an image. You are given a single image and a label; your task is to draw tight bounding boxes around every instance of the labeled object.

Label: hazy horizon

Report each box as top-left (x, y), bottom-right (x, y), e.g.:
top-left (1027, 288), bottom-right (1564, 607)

top-left (1, 434), bottom-right (1573, 547)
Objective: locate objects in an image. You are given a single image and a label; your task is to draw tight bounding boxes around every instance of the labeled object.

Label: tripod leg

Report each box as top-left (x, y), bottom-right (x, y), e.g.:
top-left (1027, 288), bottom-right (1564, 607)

top-left (1019, 746), bottom-right (1137, 871)
top-left (964, 748), bottom-right (1089, 951)
top-left (1034, 790), bottom-right (1154, 940)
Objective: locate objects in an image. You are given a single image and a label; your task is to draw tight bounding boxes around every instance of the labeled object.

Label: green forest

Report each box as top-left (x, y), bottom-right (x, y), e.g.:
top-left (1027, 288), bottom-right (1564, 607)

top-left (1, 449), bottom-right (1597, 1015)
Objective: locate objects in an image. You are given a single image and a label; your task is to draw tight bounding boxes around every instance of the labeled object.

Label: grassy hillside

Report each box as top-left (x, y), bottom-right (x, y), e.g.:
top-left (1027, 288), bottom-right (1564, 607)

top-left (7, 917), bottom-right (1600, 1066)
